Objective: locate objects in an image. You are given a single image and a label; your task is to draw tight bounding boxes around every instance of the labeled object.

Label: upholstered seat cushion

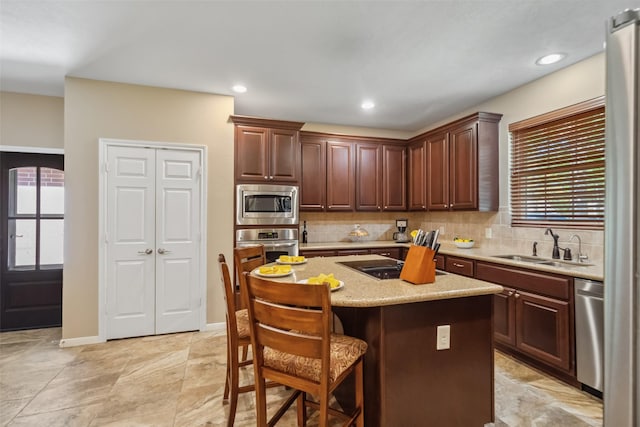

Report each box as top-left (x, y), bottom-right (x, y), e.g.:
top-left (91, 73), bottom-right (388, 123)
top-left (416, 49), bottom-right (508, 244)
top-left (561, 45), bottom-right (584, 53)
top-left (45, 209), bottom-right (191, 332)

top-left (235, 309), bottom-right (250, 339)
top-left (263, 333), bottom-right (367, 383)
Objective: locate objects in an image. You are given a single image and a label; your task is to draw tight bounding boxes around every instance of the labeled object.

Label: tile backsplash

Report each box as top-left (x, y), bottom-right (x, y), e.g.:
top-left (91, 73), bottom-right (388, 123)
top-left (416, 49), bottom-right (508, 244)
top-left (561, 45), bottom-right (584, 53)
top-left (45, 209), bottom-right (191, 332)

top-left (300, 207), bottom-right (603, 266)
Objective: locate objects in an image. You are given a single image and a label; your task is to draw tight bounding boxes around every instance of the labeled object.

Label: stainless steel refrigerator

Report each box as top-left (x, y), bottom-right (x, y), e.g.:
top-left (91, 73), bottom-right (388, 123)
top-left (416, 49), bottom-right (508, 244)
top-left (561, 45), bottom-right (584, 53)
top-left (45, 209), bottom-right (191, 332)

top-left (605, 9), bottom-right (640, 427)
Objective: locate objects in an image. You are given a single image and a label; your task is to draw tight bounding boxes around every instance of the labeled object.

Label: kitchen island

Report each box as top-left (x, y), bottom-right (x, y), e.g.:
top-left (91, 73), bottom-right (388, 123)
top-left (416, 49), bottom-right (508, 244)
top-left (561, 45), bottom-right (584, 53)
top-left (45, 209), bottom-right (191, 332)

top-left (265, 254), bottom-right (503, 426)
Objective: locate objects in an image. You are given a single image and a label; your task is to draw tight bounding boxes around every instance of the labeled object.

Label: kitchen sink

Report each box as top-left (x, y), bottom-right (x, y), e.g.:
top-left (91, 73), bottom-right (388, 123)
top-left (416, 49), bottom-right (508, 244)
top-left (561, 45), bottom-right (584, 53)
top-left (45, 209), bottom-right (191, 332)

top-left (492, 254), bottom-right (594, 268)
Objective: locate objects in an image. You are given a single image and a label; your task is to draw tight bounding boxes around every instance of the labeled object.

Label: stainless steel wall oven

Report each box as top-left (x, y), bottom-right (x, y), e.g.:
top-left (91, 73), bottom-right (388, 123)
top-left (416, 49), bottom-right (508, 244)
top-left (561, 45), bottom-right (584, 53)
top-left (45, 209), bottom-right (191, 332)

top-left (235, 228), bottom-right (299, 263)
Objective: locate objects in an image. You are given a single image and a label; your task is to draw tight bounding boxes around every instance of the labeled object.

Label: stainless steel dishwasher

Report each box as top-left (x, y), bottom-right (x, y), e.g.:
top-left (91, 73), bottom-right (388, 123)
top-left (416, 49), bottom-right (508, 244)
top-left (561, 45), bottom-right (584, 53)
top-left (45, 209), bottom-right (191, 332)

top-left (575, 278), bottom-right (604, 393)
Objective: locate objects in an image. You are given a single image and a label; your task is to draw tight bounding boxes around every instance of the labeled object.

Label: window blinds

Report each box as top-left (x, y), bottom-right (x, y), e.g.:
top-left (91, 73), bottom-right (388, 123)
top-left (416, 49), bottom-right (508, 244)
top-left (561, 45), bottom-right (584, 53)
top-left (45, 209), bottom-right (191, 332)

top-left (508, 98), bottom-right (605, 229)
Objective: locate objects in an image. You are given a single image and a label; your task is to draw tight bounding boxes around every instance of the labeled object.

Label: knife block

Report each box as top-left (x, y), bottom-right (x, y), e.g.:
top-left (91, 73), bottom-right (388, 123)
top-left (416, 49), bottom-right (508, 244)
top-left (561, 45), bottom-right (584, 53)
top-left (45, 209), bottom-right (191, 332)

top-left (400, 245), bottom-right (436, 284)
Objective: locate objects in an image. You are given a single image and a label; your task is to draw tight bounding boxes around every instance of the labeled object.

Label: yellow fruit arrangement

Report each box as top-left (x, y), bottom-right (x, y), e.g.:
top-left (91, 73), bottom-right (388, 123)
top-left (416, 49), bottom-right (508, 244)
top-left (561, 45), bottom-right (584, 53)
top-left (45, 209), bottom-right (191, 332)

top-left (306, 273), bottom-right (341, 289)
top-left (278, 255), bottom-right (306, 263)
top-left (258, 265), bottom-right (292, 275)
top-left (454, 237), bottom-right (474, 242)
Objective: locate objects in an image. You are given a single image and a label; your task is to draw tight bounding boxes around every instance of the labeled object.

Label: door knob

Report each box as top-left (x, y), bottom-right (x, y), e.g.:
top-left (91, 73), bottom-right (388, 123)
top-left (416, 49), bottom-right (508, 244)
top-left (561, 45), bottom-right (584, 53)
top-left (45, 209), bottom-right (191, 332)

top-left (157, 248), bottom-right (171, 254)
top-left (137, 249), bottom-right (153, 255)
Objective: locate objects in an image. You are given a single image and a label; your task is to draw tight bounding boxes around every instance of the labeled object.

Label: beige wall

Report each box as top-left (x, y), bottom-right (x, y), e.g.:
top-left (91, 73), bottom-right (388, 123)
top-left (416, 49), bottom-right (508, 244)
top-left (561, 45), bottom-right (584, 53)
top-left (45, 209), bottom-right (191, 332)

top-left (0, 92), bottom-right (64, 149)
top-left (63, 77), bottom-right (234, 340)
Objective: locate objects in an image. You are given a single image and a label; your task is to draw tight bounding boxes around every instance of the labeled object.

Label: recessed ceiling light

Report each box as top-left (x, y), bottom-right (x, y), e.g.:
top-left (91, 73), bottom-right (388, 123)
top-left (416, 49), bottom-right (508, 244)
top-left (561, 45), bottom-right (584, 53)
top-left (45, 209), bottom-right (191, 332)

top-left (361, 100), bottom-right (375, 110)
top-left (535, 53), bottom-right (566, 65)
top-left (232, 84), bottom-right (247, 93)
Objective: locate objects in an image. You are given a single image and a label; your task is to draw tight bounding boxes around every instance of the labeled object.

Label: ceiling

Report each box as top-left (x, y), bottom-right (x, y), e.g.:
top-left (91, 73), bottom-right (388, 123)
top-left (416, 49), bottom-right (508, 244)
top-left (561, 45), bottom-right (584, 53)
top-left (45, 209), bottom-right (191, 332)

top-left (1, 1), bottom-right (637, 132)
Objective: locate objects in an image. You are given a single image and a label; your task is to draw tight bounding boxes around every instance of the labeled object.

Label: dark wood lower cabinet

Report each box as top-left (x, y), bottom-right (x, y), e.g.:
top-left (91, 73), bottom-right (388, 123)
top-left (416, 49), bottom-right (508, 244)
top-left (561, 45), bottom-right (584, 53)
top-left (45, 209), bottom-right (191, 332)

top-left (493, 287), bottom-right (517, 346)
top-left (516, 290), bottom-right (571, 371)
top-left (476, 261), bottom-right (575, 383)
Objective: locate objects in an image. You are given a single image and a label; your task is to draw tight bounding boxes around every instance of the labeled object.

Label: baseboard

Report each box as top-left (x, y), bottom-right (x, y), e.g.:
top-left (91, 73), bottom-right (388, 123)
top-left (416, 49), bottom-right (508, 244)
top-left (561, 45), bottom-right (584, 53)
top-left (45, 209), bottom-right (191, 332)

top-left (58, 335), bottom-right (104, 348)
top-left (204, 322), bottom-right (226, 332)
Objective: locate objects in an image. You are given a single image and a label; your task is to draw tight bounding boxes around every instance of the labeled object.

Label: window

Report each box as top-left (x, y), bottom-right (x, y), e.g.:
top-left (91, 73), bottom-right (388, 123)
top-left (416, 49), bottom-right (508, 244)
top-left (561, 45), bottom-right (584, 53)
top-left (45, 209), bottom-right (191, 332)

top-left (509, 97), bottom-right (605, 229)
top-left (7, 165), bottom-right (64, 270)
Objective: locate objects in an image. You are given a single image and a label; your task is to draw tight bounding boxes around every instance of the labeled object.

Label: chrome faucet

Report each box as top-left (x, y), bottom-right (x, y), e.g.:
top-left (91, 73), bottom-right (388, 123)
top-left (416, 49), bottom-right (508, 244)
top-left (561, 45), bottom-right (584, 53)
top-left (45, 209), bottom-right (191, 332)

top-left (545, 228), bottom-right (561, 259)
top-left (532, 241), bottom-right (538, 257)
top-left (569, 234), bottom-right (589, 263)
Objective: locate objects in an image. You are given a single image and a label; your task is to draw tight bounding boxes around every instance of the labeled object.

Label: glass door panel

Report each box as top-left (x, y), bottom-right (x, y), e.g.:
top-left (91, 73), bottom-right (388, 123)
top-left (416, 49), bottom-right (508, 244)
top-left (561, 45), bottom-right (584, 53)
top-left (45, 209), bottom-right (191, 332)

top-left (7, 219), bottom-right (36, 270)
top-left (40, 219), bottom-right (64, 268)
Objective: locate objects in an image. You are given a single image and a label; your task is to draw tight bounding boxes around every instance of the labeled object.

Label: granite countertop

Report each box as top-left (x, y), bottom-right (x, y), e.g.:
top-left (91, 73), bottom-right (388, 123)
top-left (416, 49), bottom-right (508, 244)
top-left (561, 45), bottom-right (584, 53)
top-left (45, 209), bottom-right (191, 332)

top-left (300, 241), bottom-right (604, 282)
top-left (263, 254), bottom-right (503, 308)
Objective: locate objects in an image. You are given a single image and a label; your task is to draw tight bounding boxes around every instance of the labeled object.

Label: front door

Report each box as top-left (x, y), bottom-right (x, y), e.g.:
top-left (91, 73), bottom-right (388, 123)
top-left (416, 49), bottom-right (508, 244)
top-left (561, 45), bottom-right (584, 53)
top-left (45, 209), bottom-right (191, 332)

top-left (0, 152), bottom-right (64, 331)
top-left (105, 144), bottom-right (202, 339)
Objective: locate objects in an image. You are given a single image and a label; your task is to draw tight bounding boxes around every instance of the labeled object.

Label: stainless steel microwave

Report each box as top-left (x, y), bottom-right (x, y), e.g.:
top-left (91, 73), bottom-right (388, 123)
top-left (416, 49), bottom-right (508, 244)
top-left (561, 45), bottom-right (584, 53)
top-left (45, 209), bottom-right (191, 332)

top-left (236, 184), bottom-right (299, 225)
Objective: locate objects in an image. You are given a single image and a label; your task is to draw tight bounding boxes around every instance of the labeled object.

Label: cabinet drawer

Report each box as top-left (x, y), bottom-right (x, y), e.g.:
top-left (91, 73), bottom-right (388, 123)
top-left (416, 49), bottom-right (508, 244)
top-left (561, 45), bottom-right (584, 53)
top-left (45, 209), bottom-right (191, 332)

top-left (338, 249), bottom-right (370, 256)
top-left (434, 254), bottom-right (445, 270)
top-left (445, 256), bottom-right (474, 277)
top-left (370, 247), bottom-right (402, 259)
top-left (476, 261), bottom-right (571, 300)
top-left (300, 250), bottom-right (338, 258)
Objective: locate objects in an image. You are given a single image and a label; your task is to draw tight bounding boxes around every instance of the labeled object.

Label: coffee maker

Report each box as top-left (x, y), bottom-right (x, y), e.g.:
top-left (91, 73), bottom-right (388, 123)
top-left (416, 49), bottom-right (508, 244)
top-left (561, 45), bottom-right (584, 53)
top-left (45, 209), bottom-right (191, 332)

top-left (393, 219), bottom-right (411, 243)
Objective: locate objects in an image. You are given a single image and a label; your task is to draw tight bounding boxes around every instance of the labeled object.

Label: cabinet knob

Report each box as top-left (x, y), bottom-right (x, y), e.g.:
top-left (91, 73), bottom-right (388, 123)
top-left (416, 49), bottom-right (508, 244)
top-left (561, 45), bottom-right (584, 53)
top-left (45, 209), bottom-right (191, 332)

top-left (422, 205), bottom-right (425, 209)
top-left (264, 176), bottom-right (268, 179)
top-left (507, 290), bottom-right (514, 297)
top-left (269, 176), bottom-right (274, 180)
top-left (514, 292), bottom-right (520, 298)
top-left (444, 204), bottom-right (448, 208)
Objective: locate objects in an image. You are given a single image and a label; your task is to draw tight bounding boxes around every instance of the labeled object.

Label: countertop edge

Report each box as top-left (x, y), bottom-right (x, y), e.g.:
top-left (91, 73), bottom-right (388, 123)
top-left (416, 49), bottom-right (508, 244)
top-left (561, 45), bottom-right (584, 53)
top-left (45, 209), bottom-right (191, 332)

top-left (299, 241), bottom-right (604, 282)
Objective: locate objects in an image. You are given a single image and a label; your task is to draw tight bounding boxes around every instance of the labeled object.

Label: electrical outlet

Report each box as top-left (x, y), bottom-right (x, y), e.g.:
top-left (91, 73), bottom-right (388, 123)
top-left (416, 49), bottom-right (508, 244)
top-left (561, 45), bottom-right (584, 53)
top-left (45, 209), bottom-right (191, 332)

top-left (439, 226), bottom-right (445, 235)
top-left (436, 325), bottom-right (450, 350)
top-left (485, 227), bottom-right (492, 239)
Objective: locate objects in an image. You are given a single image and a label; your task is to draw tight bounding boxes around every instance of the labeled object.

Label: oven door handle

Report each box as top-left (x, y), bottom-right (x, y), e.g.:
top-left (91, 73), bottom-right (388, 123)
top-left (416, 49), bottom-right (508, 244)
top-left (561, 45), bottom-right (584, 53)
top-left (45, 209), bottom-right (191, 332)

top-left (263, 242), bottom-right (297, 248)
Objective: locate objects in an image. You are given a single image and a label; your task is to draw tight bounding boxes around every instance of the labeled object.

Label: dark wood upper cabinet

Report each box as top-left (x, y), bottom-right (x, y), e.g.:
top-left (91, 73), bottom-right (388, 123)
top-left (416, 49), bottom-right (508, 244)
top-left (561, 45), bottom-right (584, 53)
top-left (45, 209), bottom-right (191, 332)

top-left (408, 141), bottom-right (427, 210)
top-left (326, 141), bottom-right (355, 211)
top-left (300, 132), bottom-right (405, 212)
top-left (300, 137), bottom-right (326, 211)
top-left (355, 143), bottom-right (382, 211)
top-left (410, 112), bottom-right (502, 212)
top-left (231, 116), bottom-right (304, 183)
top-left (382, 145), bottom-right (406, 211)
top-left (426, 131), bottom-right (449, 210)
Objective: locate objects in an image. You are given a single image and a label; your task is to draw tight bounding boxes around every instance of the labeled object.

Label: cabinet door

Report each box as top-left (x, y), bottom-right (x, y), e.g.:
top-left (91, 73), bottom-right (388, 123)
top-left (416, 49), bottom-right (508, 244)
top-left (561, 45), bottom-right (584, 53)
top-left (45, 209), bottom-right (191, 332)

top-left (356, 143), bottom-right (381, 211)
top-left (426, 132), bottom-right (449, 210)
top-left (382, 145), bottom-right (406, 211)
top-left (269, 129), bottom-right (299, 182)
top-left (408, 141), bottom-right (427, 210)
top-left (515, 290), bottom-right (571, 371)
top-left (494, 287), bottom-right (517, 346)
top-left (235, 126), bottom-right (268, 181)
top-left (300, 139), bottom-right (326, 211)
top-left (326, 141), bottom-right (355, 211)
top-left (449, 123), bottom-right (478, 210)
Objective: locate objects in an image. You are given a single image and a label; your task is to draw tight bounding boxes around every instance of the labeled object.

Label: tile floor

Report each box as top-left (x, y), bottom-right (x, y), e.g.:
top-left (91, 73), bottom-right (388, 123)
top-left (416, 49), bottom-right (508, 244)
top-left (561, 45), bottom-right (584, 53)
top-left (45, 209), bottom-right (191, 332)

top-left (0, 328), bottom-right (602, 426)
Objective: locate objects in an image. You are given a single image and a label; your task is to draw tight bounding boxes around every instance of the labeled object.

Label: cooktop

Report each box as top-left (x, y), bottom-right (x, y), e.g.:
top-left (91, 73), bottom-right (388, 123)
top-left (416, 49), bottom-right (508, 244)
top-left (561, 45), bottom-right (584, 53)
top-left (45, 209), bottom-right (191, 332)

top-left (338, 259), bottom-right (447, 280)
top-left (338, 259), bottom-right (405, 280)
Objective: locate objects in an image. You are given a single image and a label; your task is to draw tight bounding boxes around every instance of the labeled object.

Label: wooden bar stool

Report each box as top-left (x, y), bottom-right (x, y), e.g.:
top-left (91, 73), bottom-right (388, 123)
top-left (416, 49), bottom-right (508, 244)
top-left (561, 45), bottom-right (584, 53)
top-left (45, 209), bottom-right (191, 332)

top-left (242, 272), bottom-right (367, 427)
top-left (217, 254), bottom-right (253, 427)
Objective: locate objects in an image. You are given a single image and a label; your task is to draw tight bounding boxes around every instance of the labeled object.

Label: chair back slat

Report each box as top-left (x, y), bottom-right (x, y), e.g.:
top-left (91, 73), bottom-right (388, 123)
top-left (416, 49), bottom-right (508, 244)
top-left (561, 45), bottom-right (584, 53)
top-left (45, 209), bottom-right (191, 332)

top-left (254, 299), bottom-right (324, 335)
top-left (248, 275), bottom-right (328, 308)
top-left (255, 324), bottom-right (324, 359)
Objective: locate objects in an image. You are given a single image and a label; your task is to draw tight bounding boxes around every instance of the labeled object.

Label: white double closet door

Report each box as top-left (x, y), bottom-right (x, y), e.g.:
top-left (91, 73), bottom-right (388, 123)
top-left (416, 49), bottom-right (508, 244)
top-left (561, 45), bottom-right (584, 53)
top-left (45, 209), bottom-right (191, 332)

top-left (105, 144), bottom-right (203, 340)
